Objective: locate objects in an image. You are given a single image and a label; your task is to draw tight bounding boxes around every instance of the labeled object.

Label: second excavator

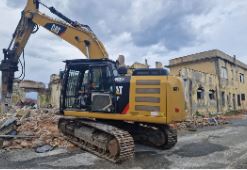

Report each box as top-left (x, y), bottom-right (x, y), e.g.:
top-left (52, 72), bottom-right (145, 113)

top-left (0, 0), bottom-right (187, 163)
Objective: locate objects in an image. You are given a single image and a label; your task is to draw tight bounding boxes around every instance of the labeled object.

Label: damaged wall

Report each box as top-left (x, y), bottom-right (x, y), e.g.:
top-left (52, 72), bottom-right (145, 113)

top-left (179, 68), bottom-right (218, 116)
top-left (168, 49), bottom-right (247, 116)
top-left (48, 74), bottom-right (61, 108)
top-left (12, 74), bottom-right (61, 109)
top-left (217, 58), bottom-right (247, 112)
top-left (12, 80), bottom-right (49, 108)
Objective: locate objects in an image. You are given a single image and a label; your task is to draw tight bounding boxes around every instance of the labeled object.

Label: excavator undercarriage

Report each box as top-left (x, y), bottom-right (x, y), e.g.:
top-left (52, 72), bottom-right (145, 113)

top-left (58, 118), bottom-right (135, 163)
top-left (58, 117), bottom-right (177, 163)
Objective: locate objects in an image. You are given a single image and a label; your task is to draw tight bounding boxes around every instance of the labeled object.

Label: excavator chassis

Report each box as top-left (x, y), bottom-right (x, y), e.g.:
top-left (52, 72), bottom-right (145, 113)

top-left (58, 117), bottom-right (177, 163)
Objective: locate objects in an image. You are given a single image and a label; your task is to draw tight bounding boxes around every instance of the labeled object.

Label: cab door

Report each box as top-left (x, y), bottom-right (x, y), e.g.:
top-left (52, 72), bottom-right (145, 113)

top-left (89, 65), bottom-right (116, 112)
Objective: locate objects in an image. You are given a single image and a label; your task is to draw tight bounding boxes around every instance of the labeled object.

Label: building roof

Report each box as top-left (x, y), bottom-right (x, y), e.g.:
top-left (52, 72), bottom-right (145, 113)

top-left (167, 49), bottom-right (247, 70)
top-left (129, 62), bottom-right (148, 68)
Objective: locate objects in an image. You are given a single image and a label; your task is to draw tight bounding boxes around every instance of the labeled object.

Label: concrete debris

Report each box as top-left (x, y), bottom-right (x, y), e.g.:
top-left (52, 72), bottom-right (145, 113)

top-left (176, 115), bottom-right (231, 131)
top-left (35, 144), bottom-right (54, 153)
top-left (16, 99), bottom-right (37, 109)
top-left (0, 118), bottom-right (17, 137)
top-left (0, 118), bottom-right (18, 149)
top-left (8, 130), bottom-right (17, 136)
top-left (0, 118), bottom-right (17, 129)
top-left (1, 105), bottom-right (245, 151)
top-left (0, 107), bottom-right (75, 150)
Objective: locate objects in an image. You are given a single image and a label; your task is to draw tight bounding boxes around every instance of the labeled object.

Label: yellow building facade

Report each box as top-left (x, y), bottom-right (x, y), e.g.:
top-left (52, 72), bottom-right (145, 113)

top-left (168, 49), bottom-right (247, 115)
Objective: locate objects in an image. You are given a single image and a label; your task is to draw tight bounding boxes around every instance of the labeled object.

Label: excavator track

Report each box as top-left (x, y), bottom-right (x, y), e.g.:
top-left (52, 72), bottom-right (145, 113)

top-left (160, 126), bottom-right (177, 149)
top-left (58, 117), bottom-right (134, 163)
top-left (132, 125), bottom-right (177, 149)
top-left (101, 121), bottom-right (177, 150)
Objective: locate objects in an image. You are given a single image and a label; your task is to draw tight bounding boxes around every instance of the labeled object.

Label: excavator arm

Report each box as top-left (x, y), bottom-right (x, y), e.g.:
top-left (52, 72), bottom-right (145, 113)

top-left (0, 0), bottom-right (108, 112)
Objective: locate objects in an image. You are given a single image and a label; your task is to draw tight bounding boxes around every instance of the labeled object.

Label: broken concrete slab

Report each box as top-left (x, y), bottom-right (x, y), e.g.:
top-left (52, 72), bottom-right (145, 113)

top-left (35, 144), bottom-right (54, 153)
top-left (0, 118), bottom-right (17, 130)
top-left (0, 118), bottom-right (17, 136)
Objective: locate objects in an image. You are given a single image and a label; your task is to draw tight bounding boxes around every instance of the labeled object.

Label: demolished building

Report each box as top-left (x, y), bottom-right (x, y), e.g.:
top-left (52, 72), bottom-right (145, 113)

top-left (168, 49), bottom-right (247, 115)
top-left (12, 80), bottom-right (48, 108)
top-left (11, 74), bottom-right (61, 109)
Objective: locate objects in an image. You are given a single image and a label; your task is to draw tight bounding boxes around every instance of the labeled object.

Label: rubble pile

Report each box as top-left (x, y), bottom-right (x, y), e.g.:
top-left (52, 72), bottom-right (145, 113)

top-left (176, 110), bottom-right (247, 131)
top-left (176, 115), bottom-right (230, 131)
top-left (0, 108), bottom-right (75, 150)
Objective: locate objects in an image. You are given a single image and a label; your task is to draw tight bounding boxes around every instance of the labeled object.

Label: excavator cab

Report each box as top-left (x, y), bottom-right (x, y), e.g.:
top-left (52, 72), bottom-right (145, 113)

top-left (60, 59), bottom-right (119, 113)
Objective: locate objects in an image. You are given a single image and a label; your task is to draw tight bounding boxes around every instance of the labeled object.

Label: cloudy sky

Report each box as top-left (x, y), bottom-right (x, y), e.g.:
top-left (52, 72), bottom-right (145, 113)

top-left (0, 0), bottom-right (247, 85)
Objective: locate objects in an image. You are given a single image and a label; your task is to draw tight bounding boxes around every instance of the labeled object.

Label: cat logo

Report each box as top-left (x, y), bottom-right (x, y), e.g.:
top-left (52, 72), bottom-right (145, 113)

top-left (51, 24), bottom-right (61, 34)
top-left (116, 86), bottom-right (123, 100)
top-left (116, 86), bottom-right (123, 95)
top-left (44, 23), bottom-right (67, 35)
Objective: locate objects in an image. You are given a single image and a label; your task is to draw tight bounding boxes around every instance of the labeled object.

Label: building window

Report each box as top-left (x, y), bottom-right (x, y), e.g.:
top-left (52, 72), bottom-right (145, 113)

top-left (240, 73), bottom-right (245, 83)
top-left (220, 67), bottom-right (228, 79)
top-left (197, 87), bottom-right (204, 100)
top-left (227, 95), bottom-right (229, 105)
top-left (241, 93), bottom-right (245, 101)
top-left (221, 91), bottom-right (225, 106)
top-left (228, 93), bottom-right (231, 105)
top-left (209, 89), bottom-right (215, 100)
top-left (237, 94), bottom-right (241, 106)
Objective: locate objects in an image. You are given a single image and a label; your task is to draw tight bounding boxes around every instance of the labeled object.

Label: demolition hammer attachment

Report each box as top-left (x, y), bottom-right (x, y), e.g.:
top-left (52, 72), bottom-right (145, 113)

top-left (0, 49), bottom-right (19, 113)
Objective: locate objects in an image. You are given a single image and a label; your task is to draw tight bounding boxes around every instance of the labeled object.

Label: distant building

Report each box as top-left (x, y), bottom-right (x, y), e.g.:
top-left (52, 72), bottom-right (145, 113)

top-left (128, 59), bottom-right (149, 74)
top-left (167, 49), bottom-right (247, 115)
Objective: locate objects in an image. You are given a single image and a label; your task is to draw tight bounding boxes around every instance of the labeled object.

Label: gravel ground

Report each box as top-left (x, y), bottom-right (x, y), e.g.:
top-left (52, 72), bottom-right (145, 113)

top-left (0, 116), bottom-right (247, 169)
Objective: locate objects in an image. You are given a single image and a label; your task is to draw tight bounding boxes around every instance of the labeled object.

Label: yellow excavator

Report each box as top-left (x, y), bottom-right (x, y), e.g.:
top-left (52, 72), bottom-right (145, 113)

top-left (0, 0), bottom-right (187, 162)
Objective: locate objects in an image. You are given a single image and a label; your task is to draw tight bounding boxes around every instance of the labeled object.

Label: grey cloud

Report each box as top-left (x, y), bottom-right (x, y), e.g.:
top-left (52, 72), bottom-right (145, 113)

top-left (26, 45), bottom-right (65, 62)
top-left (5, 0), bottom-right (213, 51)
top-left (61, 0), bottom-right (213, 51)
top-left (132, 17), bottom-right (195, 50)
top-left (6, 0), bottom-right (26, 8)
top-left (131, 0), bottom-right (213, 50)
top-left (63, 0), bottom-right (131, 40)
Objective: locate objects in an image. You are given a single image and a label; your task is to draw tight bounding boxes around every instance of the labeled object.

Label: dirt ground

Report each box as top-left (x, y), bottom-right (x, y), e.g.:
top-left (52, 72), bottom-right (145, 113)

top-left (0, 115), bottom-right (247, 169)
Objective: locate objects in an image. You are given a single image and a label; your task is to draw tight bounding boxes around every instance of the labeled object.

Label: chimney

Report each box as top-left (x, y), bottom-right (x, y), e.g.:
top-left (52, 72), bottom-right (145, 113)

top-left (117, 55), bottom-right (126, 67)
top-left (145, 59), bottom-right (149, 68)
top-left (155, 61), bottom-right (163, 68)
top-left (233, 55), bottom-right (236, 66)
